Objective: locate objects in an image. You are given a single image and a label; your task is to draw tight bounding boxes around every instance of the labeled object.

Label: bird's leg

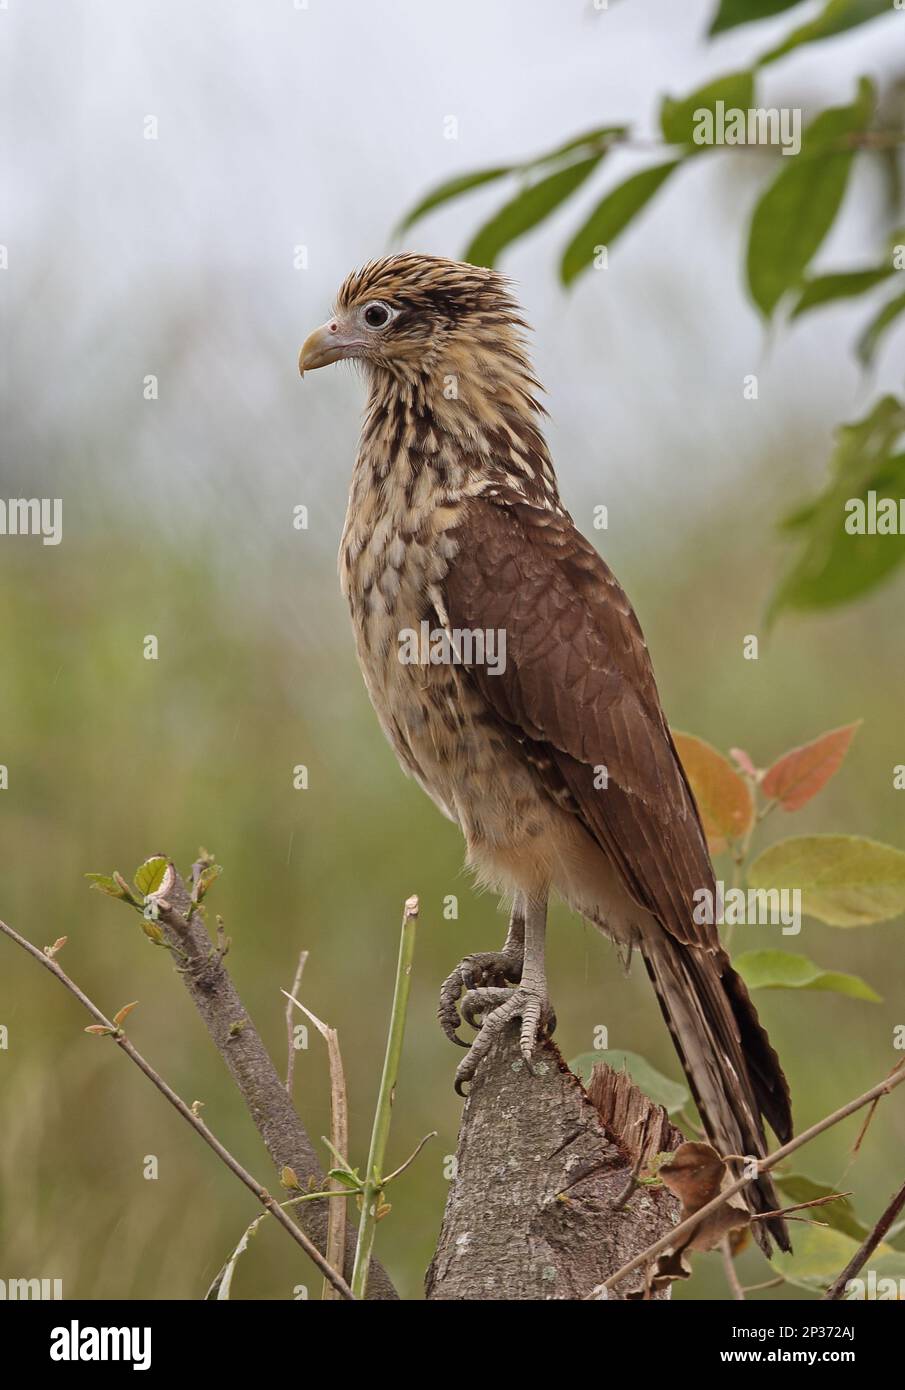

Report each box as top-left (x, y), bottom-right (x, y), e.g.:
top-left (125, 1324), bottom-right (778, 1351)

top-left (453, 892), bottom-right (555, 1095)
top-left (437, 894), bottom-right (526, 1047)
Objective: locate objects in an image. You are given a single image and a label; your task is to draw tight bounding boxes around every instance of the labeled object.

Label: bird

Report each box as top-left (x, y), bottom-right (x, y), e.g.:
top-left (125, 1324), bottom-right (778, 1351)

top-left (298, 252), bottom-right (792, 1253)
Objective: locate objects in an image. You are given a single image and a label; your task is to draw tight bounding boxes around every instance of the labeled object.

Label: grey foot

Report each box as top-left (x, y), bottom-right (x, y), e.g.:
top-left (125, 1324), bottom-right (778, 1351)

top-left (453, 982), bottom-right (556, 1096)
top-left (438, 948), bottom-right (524, 1048)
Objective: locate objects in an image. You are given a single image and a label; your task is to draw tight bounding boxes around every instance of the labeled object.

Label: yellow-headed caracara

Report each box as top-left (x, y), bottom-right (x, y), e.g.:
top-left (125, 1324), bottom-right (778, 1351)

top-left (299, 253), bottom-right (792, 1253)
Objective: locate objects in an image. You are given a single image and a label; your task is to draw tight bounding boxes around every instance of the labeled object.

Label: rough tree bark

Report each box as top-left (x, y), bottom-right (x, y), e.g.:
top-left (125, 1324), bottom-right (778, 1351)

top-left (426, 1032), bottom-right (682, 1300)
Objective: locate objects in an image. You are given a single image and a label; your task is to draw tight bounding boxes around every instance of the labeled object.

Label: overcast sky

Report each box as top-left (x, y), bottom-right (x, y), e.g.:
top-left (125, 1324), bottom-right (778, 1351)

top-left (2, 0), bottom-right (903, 548)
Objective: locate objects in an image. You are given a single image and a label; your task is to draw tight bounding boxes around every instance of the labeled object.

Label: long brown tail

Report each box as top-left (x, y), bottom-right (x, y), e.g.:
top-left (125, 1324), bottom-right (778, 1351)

top-left (642, 935), bottom-right (793, 1255)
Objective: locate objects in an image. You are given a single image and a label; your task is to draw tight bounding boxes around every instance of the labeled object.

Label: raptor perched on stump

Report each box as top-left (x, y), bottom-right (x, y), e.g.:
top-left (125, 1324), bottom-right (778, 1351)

top-left (299, 253), bottom-right (793, 1254)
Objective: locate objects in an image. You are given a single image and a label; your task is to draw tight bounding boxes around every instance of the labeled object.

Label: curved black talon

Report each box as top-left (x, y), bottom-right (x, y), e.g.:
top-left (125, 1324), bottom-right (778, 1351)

top-left (437, 948), bottom-right (523, 1048)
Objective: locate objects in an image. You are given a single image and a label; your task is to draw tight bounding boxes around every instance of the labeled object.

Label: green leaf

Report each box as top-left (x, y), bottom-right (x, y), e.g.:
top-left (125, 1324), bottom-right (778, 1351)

top-left (857, 288), bottom-right (905, 366)
top-left (560, 161), bottom-right (679, 286)
top-left (570, 1049), bottom-right (690, 1115)
top-left (464, 154), bottom-right (604, 269)
top-left (194, 862), bottom-right (222, 899)
top-left (772, 1224), bottom-right (864, 1290)
top-left (775, 1173), bottom-right (869, 1242)
top-left (709, 0), bottom-right (805, 36)
top-left (534, 126), bottom-right (627, 164)
top-left (760, 0), bottom-right (895, 66)
top-left (734, 949), bottom-right (881, 1001)
top-left (397, 127), bottom-right (628, 235)
top-left (840, 1249), bottom-right (905, 1296)
top-left (85, 872), bottom-right (129, 900)
top-left (134, 856), bottom-right (168, 897)
top-left (396, 167), bottom-right (514, 233)
top-left (660, 71), bottom-right (755, 152)
top-left (791, 266), bottom-right (894, 318)
top-left (774, 1223), bottom-right (905, 1293)
top-left (746, 79), bottom-right (875, 316)
top-left (768, 395), bottom-right (905, 617)
top-left (327, 1167), bottom-right (363, 1191)
top-left (747, 834), bottom-right (905, 927)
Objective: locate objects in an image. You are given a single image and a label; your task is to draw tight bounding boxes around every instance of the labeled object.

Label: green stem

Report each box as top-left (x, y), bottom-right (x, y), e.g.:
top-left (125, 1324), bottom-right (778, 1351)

top-left (350, 896), bottom-right (419, 1300)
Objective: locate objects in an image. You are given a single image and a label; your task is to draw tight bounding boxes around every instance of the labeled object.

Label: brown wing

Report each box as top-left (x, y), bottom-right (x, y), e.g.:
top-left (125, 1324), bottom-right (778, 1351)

top-left (443, 495), bottom-right (718, 950)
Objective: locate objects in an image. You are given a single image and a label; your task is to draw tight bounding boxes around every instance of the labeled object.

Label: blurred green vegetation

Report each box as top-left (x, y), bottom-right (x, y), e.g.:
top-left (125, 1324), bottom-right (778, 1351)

top-left (1, 461), bottom-right (903, 1300)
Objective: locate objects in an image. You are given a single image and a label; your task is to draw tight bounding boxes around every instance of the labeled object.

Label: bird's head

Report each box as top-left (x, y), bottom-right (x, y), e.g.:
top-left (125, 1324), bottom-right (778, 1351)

top-left (298, 253), bottom-right (537, 399)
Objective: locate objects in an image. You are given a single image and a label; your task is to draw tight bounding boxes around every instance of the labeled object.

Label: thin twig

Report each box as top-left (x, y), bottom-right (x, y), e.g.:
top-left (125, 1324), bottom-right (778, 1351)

top-left (350, 895), bottom-right (419, 1301)
top-left (383, 1131), bottom-right (438, 1185)
top-left (0, 915), bottom-right (355, 1301)
top-left (206, 1187), bottom-right (356, 1301)
top-left (721, 1237), bottom-right (746, 1301)
top-left (752, 1191), bottom-right (853, 1223)
top-left (282, 990), bottom-right (349, 1300)
top-left (586, 1059), bottom-right (905, 1299)
top-left (823, 1174), bottom-right (905, 1301)
top-left (611, 1157), bottom-right (644, 1213)
top-left (284, 949), bottom-right (309, 1094)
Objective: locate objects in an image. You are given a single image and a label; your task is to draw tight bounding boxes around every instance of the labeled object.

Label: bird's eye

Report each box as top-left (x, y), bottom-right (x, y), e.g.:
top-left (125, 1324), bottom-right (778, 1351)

top-left (363, 302), bottom-right (392, 329)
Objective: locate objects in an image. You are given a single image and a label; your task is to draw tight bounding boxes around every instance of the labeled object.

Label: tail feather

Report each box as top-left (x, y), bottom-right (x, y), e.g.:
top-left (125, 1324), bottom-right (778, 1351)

top-left (642, 936), bottom-right (792, 1255)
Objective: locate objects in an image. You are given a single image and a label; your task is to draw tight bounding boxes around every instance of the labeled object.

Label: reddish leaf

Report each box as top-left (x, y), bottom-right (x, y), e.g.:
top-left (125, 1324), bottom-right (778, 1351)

top-left (762, 722), bottom-right (861, 812)
top-left (673, 732), bottom-right (755, 854)
top-left (730, 747), bottom-right (758, 778)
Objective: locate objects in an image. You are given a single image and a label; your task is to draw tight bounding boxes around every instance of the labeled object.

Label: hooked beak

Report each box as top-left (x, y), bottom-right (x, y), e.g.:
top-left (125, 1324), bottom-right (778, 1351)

top-left (298, 318), bottom-right (364, 376)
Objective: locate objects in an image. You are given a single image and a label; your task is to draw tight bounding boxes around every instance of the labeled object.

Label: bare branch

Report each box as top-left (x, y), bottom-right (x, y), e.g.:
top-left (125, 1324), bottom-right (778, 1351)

top-left (284, 949), bottom-right (309, 1094)
top-left (721, 1237), bottom-right (746, 1301)
top-left (148, 857), bottom-right (397, 1300)
top-left (823, 1174), bottom-right (905, 1301)
top-left (283, 990), bottom-right (349, 1300)
top-left (0, 915), bottom-right (354, 1300)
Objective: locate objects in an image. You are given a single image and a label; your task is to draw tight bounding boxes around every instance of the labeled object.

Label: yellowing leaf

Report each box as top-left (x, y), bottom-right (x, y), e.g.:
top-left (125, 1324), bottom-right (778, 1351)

top-left (112, 1001), bottom-right (139, 1028)
top-left (761, 721), bottom-right (860, 811)
top-left (85, 873), bottom-right (129, 900)
top-left (134, 856), bottom-right (168, 897)
top-left (672, 732), bottom-right (754, 853)
top-left (748, 834), bottom-right (905, 926)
